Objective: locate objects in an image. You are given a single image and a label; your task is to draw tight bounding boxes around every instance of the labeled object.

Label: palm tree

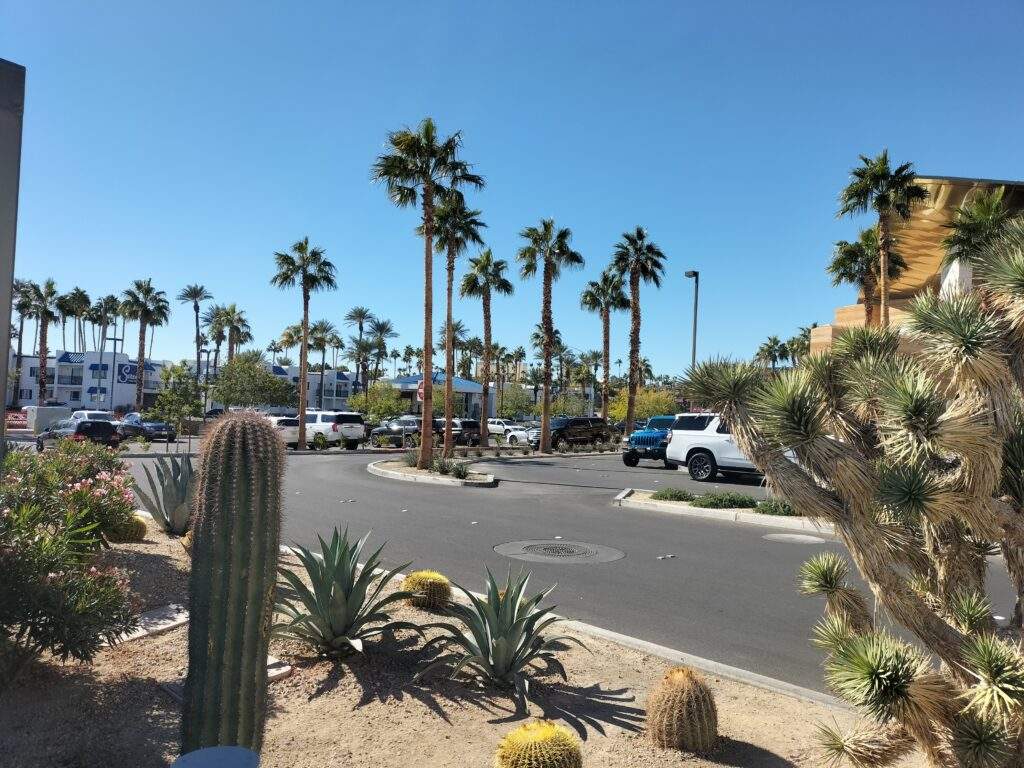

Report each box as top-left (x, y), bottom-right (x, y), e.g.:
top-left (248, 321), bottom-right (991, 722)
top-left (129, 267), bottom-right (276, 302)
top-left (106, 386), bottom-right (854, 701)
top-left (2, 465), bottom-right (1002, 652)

top-left (372, 117), bottom-right (484, 469)
top-left (785, 323), bottom-right (818, 366)
top-left (65, 287), bottom-right (90, 353)
top-left (755, 335), bottom-right (789, 371)
top-left (29, 280), bottom-right (60, 405)
top-left (266, 339), bottom-right (284, 363)
top-left (216, 303), bottom-right (251, 363)
top-left (93, 294), bottom-right (120, 363)
top-left (512, 346), bottom-right (527, 383)
top-left (838, 150), bottom-right (928, 327)
top-left (9, 280), bottom-right (35, 406)
top-left (827, 227), bottom-right (907, 327)
top-left (119, 279), bottom-right (170, 408)
top-left (461, 249), bottom-right (513, 445)
top-left (428, 197), bottom-right (486, 455)
top-left (346, 337), bottom-right (376, 393)
top-left (517, 219), bottom-right (584, 452)
top-left (491, 343), bottom-right (509, 413)
top-left (329, 333), bottom-right (345, 370)
top-left (276, 355), bottom-right (293, 368)
top-left (202, 304), bottom-right (228, 378)
top-left (344, 307), bottom-right (375, 395)
top-left (309, 319), bottom-right (338, 409)
top-left (56, 292), bottom-right (75, 352)
top-left (177, 284), bottom-right (213, 382)
top-left (580, 269), bottom-right (629, 418)
top-left (279, 323), bottom-right (303, 362)
top-left (390, 348), bottom-right (401, 377)
top-left (463, 336), bottom-right (483, 376)
top-left (615, 358), bottom-right (622, 377)
top-left (368, 317), bottom-right (398, 382)
top-left (402, 344), bottom-right (415, 375)
top-left (525, 366), bottom-right (544, 406)
top-left (579, 350), bottom-right (602, 410)
top-left (271, 237), bottom-right (337, 448)
top-left (637, 357), bottom-right (654, 387)
top-left (611, 226), bottom-right (666, 435)
top-left (942, 186), bottom-right (1015, 269)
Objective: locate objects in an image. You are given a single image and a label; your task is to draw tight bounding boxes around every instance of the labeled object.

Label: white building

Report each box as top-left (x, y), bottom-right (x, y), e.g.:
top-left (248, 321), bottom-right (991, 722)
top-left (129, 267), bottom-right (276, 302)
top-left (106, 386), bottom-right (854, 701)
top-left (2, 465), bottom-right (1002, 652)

top-left (7, 349), bottom-right (170, 410)
top-left (197, 358), bottom-right (356, 413)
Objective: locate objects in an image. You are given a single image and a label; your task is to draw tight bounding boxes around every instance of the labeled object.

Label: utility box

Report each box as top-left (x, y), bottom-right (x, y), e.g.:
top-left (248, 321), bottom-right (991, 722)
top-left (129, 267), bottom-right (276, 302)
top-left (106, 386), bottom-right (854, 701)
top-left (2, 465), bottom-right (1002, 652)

top-left (24, 406), bottom-right (72, 434)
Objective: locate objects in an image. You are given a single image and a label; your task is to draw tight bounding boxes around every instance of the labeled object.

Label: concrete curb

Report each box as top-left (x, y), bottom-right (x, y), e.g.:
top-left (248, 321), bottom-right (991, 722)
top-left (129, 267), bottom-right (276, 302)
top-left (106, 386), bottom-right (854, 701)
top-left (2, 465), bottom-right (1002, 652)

top-left (366, 459), bottom-right (497, 488)
top-left (614, 489), bottom-right (836, 535)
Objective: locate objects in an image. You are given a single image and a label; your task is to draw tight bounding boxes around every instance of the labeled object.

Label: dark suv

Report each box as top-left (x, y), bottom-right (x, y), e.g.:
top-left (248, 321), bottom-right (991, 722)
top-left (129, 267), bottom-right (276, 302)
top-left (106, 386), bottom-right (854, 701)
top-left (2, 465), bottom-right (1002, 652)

top-left (529, 416), bottom-right (613, 450)
top-left (37, 419), bottom-right (121, 452)
top-left (118, 412), bottom-right (177, 442)
top-left (369, 415), bottom-right (444, 448)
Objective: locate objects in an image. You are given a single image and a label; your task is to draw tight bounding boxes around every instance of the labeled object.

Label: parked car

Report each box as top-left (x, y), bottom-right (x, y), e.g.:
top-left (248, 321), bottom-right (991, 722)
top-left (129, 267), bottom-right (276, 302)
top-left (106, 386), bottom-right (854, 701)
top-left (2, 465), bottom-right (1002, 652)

top-left (499, 425), bottom-right (531, 446)
top-left (70, 409), bottom-right (116, 423)
top-left (622, 415), bottom-right (677, 468)
top-left (117, 412), bottom-right (177, 442)
top-left (304, 411), bottom-right (366, 450)
top-left (36, 418), bottom-right (120, 452)
top-left (486, 418), bottom-right (519, 436)
top-left (450, 418), bottom-right (482, 445)
top-left (205, 408), bottom-right (225, 418)
top-left (663, 412), bottom-right (760, 481)
top-left (369, 415), bottom-right (442, 448)
top-left (527, 416), bottom-right (614, 450)
top-left (268, 415), bottom-right (302, 447)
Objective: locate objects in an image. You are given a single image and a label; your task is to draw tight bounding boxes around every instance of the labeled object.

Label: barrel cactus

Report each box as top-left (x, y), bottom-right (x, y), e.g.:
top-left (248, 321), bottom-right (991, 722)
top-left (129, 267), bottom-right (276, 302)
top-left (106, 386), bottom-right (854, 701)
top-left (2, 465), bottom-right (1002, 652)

top-left (646, 666), bottom-right (718, 753)
top-left (107, 513), bottom-right (148, 543)
top-left (402, 570), bottom-right (451, 610)
top-left (181, 413), bottom-right (283, 755)
top-left (495, 720), bottom-right (583, 768)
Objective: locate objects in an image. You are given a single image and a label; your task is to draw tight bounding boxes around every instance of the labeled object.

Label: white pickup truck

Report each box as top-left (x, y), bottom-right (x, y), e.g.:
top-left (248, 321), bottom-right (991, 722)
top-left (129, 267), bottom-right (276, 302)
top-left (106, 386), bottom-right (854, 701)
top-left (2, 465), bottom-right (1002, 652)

top-left (663, 413), bottom-right (759, 481)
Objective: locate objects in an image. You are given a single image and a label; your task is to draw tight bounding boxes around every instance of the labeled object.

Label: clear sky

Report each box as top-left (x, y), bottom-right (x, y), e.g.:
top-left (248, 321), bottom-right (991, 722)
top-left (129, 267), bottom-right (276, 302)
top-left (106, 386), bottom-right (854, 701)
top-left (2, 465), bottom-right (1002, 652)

top-left (4, 1), bottom-right (1023, 376)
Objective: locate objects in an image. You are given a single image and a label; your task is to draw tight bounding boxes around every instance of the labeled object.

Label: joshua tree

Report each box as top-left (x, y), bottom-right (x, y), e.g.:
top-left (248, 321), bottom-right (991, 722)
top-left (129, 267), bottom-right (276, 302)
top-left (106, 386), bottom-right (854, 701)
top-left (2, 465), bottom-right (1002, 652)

top-left (838, 150), bottom-right (928, 328)
top-left (120, 279), bottom-right (170, 408)
top-left (372, 117), bottom-right (483, 469)
top-left (429, 196), bottom-right (485, 456)
top-left (177, 284), bottom-right (213, 382)
top-left (611, 226), bottom-right (665, 436)
top-left (580, 269), bottom-right (629, 418)
top-left (685, 219), bottom-right (1024, 767)
top-left (28, 279), bottom-right (60, 405)
top-left (828, 227), bottom-right (907, 327)
top-left (343, 307), bottom-right (375, 394)
top-left (754, 335), bottom-right (789, 371)
top-left (942, 186), bottom-right (1014, 269)
top-left (517, 220), bottom-right (584, 452)
top-left (271, 237), bottom-right (337, 448)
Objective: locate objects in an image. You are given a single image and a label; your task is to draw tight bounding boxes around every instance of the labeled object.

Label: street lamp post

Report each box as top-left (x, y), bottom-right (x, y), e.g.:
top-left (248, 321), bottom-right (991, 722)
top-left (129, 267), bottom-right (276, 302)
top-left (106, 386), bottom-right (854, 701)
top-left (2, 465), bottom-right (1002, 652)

top-left (685, 270), bottom-right (700, 370)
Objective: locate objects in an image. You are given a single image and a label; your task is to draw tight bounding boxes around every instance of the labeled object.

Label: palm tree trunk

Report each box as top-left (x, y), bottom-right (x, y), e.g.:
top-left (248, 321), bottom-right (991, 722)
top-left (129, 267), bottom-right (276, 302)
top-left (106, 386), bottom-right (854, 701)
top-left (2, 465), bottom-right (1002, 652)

top-left (148, 325), bottom-right (155, 359)
top-left (625, 271), bottom-right (641, 435)
top-left (37, 322), bottom-right (49, 406)
top-left (480, 291), bottom-right (492, 447)
top-left (193, 302), bottom-right (201, 383)
top-left (10, 315), bottom-right (24, 407)
top-left (878, 214), bottom-right (891, 328)
top-left (418, 185), bottom-right (435, 469)
top-left (540, 259), bottom-right (553, 453)
top-left (135, 321), bottom-right (146, 408)
top-left (60, 318), bottom-right (67, 352)
top-left (318, 346), bottom-right (326, 409)
top-left (443, 245), bottom-right (455, 457)
top-left (297, 290), bottom-right (310, 447)
top-left (601, 308), bottom-right (611, 419)
top-left (864, 274), bottom-right (876, 327)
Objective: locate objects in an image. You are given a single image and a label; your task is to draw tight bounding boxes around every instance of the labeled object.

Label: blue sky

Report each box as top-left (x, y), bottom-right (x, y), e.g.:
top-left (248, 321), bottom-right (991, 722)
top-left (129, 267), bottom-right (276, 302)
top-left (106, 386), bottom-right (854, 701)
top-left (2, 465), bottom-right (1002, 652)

top-left (4, 1), bottom-right (1023, 375)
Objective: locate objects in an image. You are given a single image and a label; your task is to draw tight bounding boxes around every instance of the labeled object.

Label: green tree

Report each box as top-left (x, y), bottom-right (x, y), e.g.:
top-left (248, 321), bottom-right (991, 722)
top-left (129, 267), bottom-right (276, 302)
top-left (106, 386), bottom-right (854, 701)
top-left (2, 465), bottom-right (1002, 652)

top-left (827, 227), bottom-right (906, 327)
top-left (308, 319), bottom-right (339, 409)
top-left (607, 387), bottom-right (676, 422)
top-left (838, 150), bottom-right (928, 327)
top-left (611, 226), bottom-right (665, 436)
top-left (28, 280), bottom-right (60, 405)
top-left (497, 385), bottom-right (533, 420)
top-left (785, 324), bottom-right (818, 366)
top-left (942, 186), bottom-right (1016, 269)
top-left (147, 361), bottom-right (202, 445)
top-left (211, 357), bottom-right (296, 410)
top-left (541, 393), bottom-right (589, 418)
top-left (119, 279), bottom-right (169, 409)
top-left (343, 307), bottom-right (375, 394)
top-left (176, 284), bottom-right (212, 383)
top-left (517, 220), bottom-right (584, 452)
top-left (271, 237), bottom-right (336, 447)
top-left (755, 335), bottom-right (789, 371)
top-left (348, 381), bottom-right (405, 420)
top-left (9, 280), bottom-right (36, 407)
top-left (580, 269), bottom-right (629, 419)
top-left (372, 117), bottom-right (483, 469)
top-left (368, 317), bottom-right (397, 382)
top-left (201, 303), bottom-right (228, 378)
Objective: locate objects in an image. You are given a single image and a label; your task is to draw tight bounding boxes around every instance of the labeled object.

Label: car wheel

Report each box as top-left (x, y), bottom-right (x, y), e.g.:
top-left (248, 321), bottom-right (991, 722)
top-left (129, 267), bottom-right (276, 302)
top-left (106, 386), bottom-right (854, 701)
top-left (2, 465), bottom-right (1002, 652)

top-left (687, 451), bottom-right (717, 482)
top-left (507, 435), bottom-right (519, 446)
top-left (664, 459), bottom-right (679, 470)
top-left (622, 451), bottom-right (640, 467)
top-left (36, 439), bottom-right (45, 453)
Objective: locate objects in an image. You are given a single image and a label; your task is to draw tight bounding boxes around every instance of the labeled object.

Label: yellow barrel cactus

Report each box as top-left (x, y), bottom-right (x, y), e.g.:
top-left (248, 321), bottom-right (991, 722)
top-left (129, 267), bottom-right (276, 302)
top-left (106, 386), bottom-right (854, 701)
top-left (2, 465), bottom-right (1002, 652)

top-left (646, 666), bottom-right (717, 753)
top-left (495, 720), bottom-right (582, 768)
top-left (108, 513), bottom-right (148, 543)
top-left (402, 570), bottom-right (451, 610)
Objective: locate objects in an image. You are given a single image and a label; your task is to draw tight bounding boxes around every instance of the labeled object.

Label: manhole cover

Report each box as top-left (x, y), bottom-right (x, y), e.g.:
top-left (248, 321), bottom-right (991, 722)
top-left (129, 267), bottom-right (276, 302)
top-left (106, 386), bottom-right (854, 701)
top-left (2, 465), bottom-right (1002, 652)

top-left (494, 539), bottom-right (625, 564)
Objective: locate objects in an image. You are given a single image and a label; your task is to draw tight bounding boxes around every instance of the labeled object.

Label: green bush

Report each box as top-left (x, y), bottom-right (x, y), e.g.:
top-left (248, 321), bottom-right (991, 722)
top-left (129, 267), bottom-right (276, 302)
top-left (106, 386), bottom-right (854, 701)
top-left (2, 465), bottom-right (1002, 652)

top-left (756, 499), bottom-right (797, 516)
top-left (402, 450), bottom-right (418, 467)
top-left (689, 491), bottom-right (759, 509)
top-left (433, 457), bottom-right (454, 475)
top-left (650, 487), bottom-right (695, 502)
top-left (451, 462), bottom-right (469, 480)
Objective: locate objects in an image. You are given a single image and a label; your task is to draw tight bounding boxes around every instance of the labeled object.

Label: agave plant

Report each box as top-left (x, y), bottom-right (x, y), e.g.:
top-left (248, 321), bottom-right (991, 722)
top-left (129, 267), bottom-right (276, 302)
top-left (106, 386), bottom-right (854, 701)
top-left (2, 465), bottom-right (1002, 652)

top-left (417, 568), bottom-right (587, 701)
top-left (273, 527), bottom-right (421, 655)
top-left (133, 454), bottom-right (194, 535)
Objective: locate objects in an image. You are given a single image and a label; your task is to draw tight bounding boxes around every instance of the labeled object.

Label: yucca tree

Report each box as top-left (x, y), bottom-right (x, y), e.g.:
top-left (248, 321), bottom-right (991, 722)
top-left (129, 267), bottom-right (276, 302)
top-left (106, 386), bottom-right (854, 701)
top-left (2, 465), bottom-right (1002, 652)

top-left (828, 228), bottom-right (907, 327)
top-left (838, 150), bottom-right (928, 328)
top-left (429, 197), bottom-right (486, 456)
top-left (517, 220), bottom-right (584, 452)
top-left (942, 186), bottom-right (1014, 270)
top-left (120, 279), bottom-right (170, 408)
top-left (461, 249), bottom-right (513, 446)
top-left (685, 220), bottom-right (1024, 767)
top-left (271, 237), bottom-right (337, 448)
top-left (308, 319), bottom-right (338, 409)
top-left (28, 280), bottom-right (60, 405)
top-left (343, 307), bottom-right (375, 395)
top-left (611, 226), bottom-right (665, 436)
top-left (177, 284), bottom-right (213, 382)
top-left (372, 117), bottom-right (484, 469)
top-left (580, 269), bottom-right (629, 418)
top-left (754, 335), bottom-right (789, 371)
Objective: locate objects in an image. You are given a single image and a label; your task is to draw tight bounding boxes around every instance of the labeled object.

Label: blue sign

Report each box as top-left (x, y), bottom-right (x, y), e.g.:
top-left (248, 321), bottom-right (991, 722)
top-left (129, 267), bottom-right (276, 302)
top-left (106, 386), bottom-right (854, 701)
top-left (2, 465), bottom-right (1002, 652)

top-left (117, 363), bottom-right (138, 384)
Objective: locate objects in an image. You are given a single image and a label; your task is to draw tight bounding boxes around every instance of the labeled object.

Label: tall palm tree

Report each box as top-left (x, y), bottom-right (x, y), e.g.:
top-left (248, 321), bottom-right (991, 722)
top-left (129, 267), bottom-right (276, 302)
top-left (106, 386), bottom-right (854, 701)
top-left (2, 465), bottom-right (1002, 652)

top-left (390, 348), bottom-right (401, 377)
top-left (65, 287), bottom-right (90, 353)
top-left (461, 248), bottom-right (513, 445)
top-left (428, 198), bottom-right (486, 455)
top-left (271, 237), bottom-right (337, 448)
top-left (344, 307), bottom-right (375, 395)
top-left (838, 150), bottom-right (928, 327)
top-left (220, 303), bottom-right (252, 362)
top-left (785, 323), bottom-right (818, 366)
top-left (308, 319), bottom-right (338, 409)
top-left (9, 280), bottom-right (36, 406)
top-left (329, 333), bottom-right (345, 370)
top-left (56, 292), bottom-right (75, 352)
top-left (755, 336), bottom-right (789, 371)
top-left (368, 317), bottom-right (398, 382)
top-left (941, 186), bottom-right (1015, 269)
top-left (29, 280), bottom-right (60, 405)
top-left (346, 337), bottom-right (376, 393)
top-left (119, 278), bottom-right (169, 408)
top-left (93, 294), bottom-right (120, 362)
top-left (177, 284), bottom-right (213, 382)
top-left (372, 117), bottom-right (484, 469)
top-left (279, 323), bottom-right (303, 363)
top-left (610, 226), bottom-right (666, 435)
top-left (266, 340), bottom-right (284, 364)
top-left (202, 304), bottom-right (228, 378)
top-left (579, 350), bottom-right (602, 410)
top-left (517, 219), bottom-right (584, 452)
top-left (580, 269), bottom-right (629, 418)
top-left (827, 227), bottom-right (907, 327)
top-left (512, 346), bottom-right (527, 383)
top-left (491, 343), bottom-right (509, 413)
top-left (637, 357), bottom-right (654, 387)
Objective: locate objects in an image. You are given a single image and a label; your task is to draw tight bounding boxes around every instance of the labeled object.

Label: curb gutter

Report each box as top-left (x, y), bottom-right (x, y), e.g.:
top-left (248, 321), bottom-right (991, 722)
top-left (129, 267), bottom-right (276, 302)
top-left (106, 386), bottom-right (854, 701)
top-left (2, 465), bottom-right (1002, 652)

top-left (366, 459), bottom-right (497, 488)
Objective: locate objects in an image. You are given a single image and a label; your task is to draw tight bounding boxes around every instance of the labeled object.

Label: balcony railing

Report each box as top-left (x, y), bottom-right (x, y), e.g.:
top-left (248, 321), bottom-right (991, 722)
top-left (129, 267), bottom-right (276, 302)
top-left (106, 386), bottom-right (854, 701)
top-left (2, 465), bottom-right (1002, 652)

top-left (57, 375), bottom-right (84, 385)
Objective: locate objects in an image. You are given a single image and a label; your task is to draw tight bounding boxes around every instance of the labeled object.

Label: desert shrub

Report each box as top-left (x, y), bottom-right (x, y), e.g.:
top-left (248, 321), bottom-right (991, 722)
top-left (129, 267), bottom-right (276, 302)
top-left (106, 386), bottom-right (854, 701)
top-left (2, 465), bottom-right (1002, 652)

top-left (474, 447), bottom-right (484, 457)
top-left (650, 487), bottom-right (695, 502)
top-left (756, 499), bottom-right (796, 516)
top-left (373, 434), bottom-right (393, 448)
top-left (134, 454), bottom-right (194, 535)
top-left (433, 457), bottom-right (454, 475)
top-left (451, 462), bottom-right (469, 480)
top-left (689, 492), bottom-right (758, 509)
top-left (402, 450), bottom-right (418, 467)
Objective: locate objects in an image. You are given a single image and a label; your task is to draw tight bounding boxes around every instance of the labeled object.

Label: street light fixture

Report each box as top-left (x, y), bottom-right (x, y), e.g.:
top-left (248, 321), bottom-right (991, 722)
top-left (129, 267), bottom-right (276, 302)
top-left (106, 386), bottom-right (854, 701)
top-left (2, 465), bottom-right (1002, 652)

top-left (684, 270), bottom-right (700, 370)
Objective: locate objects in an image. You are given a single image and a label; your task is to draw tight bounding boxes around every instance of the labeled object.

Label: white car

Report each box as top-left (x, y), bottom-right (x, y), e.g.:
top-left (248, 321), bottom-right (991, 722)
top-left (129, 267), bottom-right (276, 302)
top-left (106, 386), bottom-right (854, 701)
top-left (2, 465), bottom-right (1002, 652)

top-left (268, 415), bottom-right (302, 447)
top-left (70, 410), bottom-right (116, 423)
top-left (499, 426), bottom-right (531, 446)
top-left (664, 413), bottom-right (759, 481)
top-left (303, 411), bottom-right (366, 450)
top-left (486, 418), bottom-right (518, 436)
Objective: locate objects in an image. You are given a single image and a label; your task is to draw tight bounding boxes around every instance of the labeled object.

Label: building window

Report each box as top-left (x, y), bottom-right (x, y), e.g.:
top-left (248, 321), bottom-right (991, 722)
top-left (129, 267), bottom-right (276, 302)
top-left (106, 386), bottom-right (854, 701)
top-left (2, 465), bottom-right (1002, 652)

top-left (29, 367), bottom-right (55, 380)
top-left (19, 388), bottom-right (32, 400)
top-left (70, 390), bottom-right (81, 401)
top-left (92, 369), bottom-right (106, 380)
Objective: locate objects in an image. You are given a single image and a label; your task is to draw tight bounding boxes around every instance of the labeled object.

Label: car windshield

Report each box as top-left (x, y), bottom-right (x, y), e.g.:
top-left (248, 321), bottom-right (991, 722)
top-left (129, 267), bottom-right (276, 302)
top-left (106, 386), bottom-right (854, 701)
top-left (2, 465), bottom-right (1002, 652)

top-left (647, 417), bottom-right (674, 430)
top-left (550, 418), bottom-right (570, 428)
top-left (85, 412), bottom-right (112, 421)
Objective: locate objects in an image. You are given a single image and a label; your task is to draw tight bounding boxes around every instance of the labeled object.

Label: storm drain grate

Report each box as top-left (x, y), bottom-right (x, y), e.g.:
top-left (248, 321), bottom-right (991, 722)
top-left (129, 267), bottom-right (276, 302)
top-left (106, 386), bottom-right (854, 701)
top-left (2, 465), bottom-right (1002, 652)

top-left (494, 540), bottom-right (625, 564)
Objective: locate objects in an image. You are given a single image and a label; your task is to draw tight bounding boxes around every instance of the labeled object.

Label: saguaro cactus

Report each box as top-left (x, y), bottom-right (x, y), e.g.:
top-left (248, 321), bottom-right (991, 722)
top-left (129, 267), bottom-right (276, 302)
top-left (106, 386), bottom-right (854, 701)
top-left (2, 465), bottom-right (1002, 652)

top-left (182, 413), bottom-right (284, 754)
